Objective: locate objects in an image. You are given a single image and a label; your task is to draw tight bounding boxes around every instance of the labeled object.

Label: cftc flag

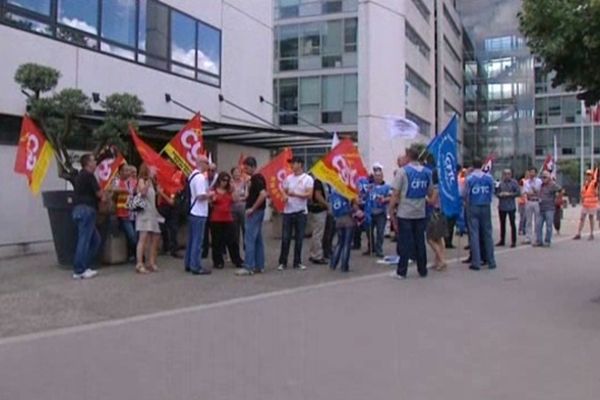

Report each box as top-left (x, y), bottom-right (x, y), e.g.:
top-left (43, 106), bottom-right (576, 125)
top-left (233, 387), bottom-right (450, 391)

top-left (162, 113), bottom-right (203, 176)
top-left (386, 115), bottom-right (420, 139)
top-left (14, 115), bottom-right (54, 195)
top-left (426, 115), bottom-right (461, 218)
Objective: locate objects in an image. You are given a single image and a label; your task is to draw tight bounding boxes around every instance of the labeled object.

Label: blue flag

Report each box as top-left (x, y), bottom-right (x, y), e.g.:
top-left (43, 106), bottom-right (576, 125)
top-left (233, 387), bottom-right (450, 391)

top-left (426, 115), bottom-right (461, 218)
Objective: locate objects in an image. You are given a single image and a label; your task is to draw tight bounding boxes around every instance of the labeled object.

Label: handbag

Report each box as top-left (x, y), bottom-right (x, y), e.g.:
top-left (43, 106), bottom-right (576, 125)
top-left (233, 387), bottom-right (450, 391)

top-left (126, 193), bottom-right (147, 212)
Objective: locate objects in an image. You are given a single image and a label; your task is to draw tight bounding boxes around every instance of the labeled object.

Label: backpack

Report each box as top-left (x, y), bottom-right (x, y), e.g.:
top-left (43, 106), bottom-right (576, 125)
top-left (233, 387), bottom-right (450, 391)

top-left (176, 171), bottom-right (201, 215)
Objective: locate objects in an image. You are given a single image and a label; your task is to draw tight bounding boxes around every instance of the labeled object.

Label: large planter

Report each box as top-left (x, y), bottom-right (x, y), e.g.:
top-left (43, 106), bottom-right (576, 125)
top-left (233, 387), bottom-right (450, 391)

top-left (42, 190), bottom-right (77, 267)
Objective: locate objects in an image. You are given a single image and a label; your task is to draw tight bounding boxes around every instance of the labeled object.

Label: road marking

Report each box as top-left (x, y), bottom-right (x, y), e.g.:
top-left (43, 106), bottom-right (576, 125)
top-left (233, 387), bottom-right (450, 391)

top-left (0, 230), bottom-right (594, 347)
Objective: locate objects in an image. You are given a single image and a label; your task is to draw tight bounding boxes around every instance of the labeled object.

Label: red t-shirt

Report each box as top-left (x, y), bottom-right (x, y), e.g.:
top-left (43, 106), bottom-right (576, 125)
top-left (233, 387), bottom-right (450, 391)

top-left (211, 191), bottom-right (234, 222)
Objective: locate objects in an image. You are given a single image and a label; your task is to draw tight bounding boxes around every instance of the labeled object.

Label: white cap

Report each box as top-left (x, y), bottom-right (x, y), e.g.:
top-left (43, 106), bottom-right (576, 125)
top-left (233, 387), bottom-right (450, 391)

top-left (372, 162), bottom-right (384, 171)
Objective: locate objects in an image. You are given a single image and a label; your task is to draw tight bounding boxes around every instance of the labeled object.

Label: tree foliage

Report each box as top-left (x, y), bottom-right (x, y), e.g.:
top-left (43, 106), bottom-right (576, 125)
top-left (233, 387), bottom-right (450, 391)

top-left (15, 63), bottom-right (144, 184)
top-left (519, 0), bottom-right (600, 105)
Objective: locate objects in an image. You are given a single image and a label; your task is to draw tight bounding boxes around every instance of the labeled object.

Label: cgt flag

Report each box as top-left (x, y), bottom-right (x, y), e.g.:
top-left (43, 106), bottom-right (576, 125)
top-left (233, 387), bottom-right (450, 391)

top-left (162, 113), bottom-right (203, 176)
top-left (542, 154), bottom-right (556, 179)
top-left (311, 139), bottom-right (368, 200)
top-left (95, 152), bottom-right (125, 190)
top-left (14, 115), bottom-right (54, 195)
top-left (427, 115), bottom-right (461, 218)
top-left (130, 125), bottom-right (183, 195)
top-left (259, 148), bottom-right (293, 213)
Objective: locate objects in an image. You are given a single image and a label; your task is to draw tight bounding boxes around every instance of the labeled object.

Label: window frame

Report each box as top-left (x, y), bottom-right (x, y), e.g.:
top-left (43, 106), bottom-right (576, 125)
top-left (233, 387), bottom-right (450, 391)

top-left (0, 0), bottom-right (222, 88)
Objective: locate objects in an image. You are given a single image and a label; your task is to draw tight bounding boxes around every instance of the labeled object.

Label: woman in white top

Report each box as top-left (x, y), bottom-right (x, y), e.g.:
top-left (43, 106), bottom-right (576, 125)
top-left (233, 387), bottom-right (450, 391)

top-left (135, 163), bottom-right (169, 274)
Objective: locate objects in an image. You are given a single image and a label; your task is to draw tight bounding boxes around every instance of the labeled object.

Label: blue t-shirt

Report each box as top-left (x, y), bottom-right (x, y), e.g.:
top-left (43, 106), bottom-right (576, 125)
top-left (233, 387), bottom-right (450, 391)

top-left (467, 171), bottom-right (495, 206)
top-left (370, 183), bottom-right (391, 214)
top-left (405, 165), bottom-right (432, 199)
top-left (329, 191), bottom-right (352, 218)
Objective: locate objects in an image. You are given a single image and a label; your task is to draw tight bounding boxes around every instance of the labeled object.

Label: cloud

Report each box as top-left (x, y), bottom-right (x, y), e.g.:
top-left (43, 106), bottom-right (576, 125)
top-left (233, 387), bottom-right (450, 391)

top-left (461, 0), bottom-right (522, 44)
top-left (59, 17), bottom-right (96, 34)
top-left (171, 45), bottom-right (218, 74)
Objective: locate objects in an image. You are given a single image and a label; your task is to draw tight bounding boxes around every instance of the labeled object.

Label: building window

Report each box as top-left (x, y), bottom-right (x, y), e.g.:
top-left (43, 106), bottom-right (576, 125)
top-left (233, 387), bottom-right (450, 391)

top-left (406, 23), bottom-right (430, 59)
top-left (322, 0), bottom-right (343, 14)
top-left (442, 4), bottom-right (460, 38)
top-left (344, 17), bottom-right (357, 53)
top-left (278, 24), bottom-right (299, 70)
top-left (197, 21), bottom-right (220, 77)
top-left (1, 0), bottom-right (222, 87)
top-left (406, 66), bottom-right (431, 98)
top-left (411, 0), bottom-right (430, 22)
top-left (406, 110), bottom-right (431, 135)
top-left (275, 73), bottom-right (357, 125)
top-left (322, 20), bottom-right (343, 68)
top-left (301, 22), bottom-right (320, 56)
top-left (443, 36), bottom-right (460, 64)
top-left (444, 68), bottom-right (461, 95)
top-left (101, 0), bottom-right (136, 47)
top-left (7, 0), bottom-right (51, 15)
top-left (58, 0), bottom-right (98, 35)
top-left (279, 78), bottom-right (299, 125)
top-left (277, 0), bottom-right (299, 18)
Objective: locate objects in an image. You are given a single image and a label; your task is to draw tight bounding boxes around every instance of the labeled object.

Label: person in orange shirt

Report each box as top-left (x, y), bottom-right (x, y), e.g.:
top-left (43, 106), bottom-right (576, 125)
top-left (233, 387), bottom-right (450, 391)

top-left (574, 169), bottom-right (598, 240)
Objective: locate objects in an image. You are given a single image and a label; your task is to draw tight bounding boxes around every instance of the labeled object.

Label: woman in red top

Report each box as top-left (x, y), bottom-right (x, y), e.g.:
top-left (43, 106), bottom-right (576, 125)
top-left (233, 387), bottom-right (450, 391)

top-left (209, 172), bottom-right (244, 269)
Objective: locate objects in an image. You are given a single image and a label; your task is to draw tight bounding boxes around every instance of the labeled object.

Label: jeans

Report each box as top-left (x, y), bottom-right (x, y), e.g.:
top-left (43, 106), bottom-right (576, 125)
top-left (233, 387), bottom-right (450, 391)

top-left (536, 210), bottom-right (555, 245)
top-left (279, 212), bottom-right (308, 267)
top-left (396, 217), bottom-right (427, 277)
top-left (185, 215), bottom-right (207, 273)
top-left (518, 204), bottom-right (527, 235)
top-left (525, 201), bottom-right (540, 242)
top-left (469, 205), bottom-right (496, 269)
top-left (118, 218), bottom-right (137, 259)
top-left (323, 214), bottom-right (335, 259)
top-left (445, 216), bottom-right (456, 247)
top-left (211, 221), bottom-right (243, 267)
top-left (309, 211), bottom-right (327, 260)
top-left (331, 225), bottom-right (354, 271)
top-left (158, 204), bottom-right (179, 254)
top-left (244, 210), bottom-right (265, 272)
top-left (371, 212), bottom-right (387, 256)
top-left (498, 209), bottom-right (516, 245)
top-left (232, 204), bottom-right (245, 253)
top-left (72, 205), bottom-right (101, 275)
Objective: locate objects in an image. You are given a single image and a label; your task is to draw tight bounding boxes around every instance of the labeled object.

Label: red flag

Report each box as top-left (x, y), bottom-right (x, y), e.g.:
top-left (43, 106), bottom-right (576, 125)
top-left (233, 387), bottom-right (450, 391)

top-left (310, 139), bottom-right (368, 199)
top-left (94, 152), bottom-right (125, 190)
top-left (14, 115), bottom-right (54, 195)
top-left (162, 113), bottom-right (203, 176)
top-left (259, 148), bottom-right (293, 213)
top-left (482, 153), bottom-right (495, 175)
top-left (130, 126), bottom-right (183, 195)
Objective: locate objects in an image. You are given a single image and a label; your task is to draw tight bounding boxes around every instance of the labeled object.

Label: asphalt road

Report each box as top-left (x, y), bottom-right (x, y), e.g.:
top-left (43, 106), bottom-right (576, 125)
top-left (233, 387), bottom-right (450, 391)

top-left (1, 228), bottom-right (600, 399)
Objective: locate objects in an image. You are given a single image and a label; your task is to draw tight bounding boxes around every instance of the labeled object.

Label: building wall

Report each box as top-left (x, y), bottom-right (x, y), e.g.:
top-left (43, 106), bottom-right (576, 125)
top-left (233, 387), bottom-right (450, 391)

top-left (0, 0), bottom-right (273, 255)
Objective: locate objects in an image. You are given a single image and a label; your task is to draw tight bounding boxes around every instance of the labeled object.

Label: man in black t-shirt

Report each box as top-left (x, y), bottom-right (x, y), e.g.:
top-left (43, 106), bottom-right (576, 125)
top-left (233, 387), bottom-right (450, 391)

top-left (72, 153), bottom-right (102, 279)
top-left (308, 177), bottom-right (329, 264)
top-left (236, 156), bottom-right (268, 275)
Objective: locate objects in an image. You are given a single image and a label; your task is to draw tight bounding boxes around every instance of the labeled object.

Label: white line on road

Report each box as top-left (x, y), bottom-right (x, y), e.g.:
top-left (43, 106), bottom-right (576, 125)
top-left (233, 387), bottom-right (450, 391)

top-left (0, 230), bottom-right (592, 347)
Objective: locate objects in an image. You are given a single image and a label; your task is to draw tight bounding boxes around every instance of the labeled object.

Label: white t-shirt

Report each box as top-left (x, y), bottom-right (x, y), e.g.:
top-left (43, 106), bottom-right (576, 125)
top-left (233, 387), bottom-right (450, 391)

top-left (283, 173), bottom-right (314, 214)
top-left (189, 169), bottom-right (209, 217)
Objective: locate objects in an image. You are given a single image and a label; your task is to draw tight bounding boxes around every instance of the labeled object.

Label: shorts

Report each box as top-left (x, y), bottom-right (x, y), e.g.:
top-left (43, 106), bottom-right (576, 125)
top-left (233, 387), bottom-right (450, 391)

top-left (581, 207), bottom-right (597, 217)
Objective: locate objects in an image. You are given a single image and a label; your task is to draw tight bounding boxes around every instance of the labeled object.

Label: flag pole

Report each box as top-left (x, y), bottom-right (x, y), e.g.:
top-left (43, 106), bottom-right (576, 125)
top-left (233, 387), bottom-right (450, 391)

top-left (580, 100), bottom-right (585, 190)
top-left (592, 106), bottom-right (595, 167)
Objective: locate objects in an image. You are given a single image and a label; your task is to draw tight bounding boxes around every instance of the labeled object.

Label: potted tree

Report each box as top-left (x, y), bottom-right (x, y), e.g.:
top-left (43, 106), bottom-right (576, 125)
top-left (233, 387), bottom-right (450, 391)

top-left (15, 63), bottom-right (144, 266)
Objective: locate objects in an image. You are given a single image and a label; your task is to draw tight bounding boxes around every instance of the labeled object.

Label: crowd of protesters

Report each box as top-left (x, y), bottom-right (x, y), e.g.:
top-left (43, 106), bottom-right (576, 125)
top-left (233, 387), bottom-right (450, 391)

top-left (70, 146), bottom-right (596, 281)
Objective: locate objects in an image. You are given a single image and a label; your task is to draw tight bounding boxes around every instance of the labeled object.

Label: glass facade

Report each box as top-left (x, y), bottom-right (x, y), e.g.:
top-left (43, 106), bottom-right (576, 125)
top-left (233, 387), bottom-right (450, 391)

top-left (458, 0), bottom-right (535, 176)
top-left (275, 17), bottom-right (357, 72)
top-left (274, 74), bottom-right (358, 126)
top-left (0, 0), bottom-right (222, 86)
top-left (275, 0), bottom-right (358, 20)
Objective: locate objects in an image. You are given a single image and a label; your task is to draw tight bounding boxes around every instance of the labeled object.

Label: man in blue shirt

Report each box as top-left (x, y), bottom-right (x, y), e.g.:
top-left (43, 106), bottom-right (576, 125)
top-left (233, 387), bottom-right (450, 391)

top-left (370, 166), bottom-right (392, 257)
top-left (466, 158), bottom-right (497, 270)
top-left (389, 147), bottom-right (433, 279)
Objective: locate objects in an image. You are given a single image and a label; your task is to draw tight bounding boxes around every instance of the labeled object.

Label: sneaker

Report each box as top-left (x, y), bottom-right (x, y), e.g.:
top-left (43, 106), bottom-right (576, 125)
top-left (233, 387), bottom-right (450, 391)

top-left (277, 264), bottom-right (287, 271)
top-left (294, 264), bottom-right (307, 270)
top-left (235, 268), bottom-right (254, 276)
top-left (73, 269), bottom-right (98, 280)
top-left (389, 271), bottom-right (406, 280)
top-left (573, 234), bottom-right (581, 240)
top-left (589, 235), bottom-right (594, 241)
